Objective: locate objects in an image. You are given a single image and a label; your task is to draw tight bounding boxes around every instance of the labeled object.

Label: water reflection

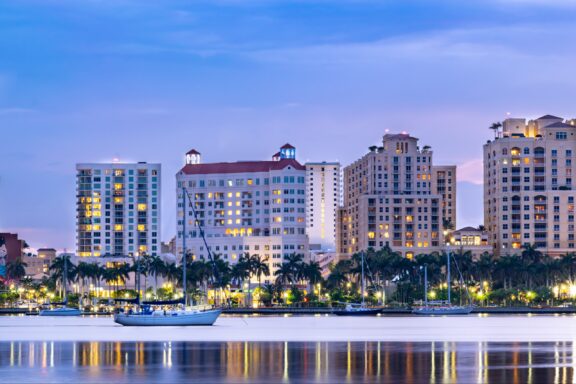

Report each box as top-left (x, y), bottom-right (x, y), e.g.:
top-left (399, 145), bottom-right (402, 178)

top-left (1, 341), bottom-right (576, 383)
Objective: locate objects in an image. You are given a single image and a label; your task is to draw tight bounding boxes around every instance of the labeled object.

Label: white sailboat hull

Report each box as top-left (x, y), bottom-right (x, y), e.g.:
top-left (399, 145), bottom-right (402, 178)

top-left (114, 309), bottom-right (222, 326)
top-left (39, 307), bottom-right (82, 316)
top-left (412, 306), bottom-right (473, 316)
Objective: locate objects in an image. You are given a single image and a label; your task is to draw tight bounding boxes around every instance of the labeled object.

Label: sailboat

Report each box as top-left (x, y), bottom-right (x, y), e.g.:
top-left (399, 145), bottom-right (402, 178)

top-left (412, 246), bottom-right (473, 315)
top-left (40, 254), bottom-right (82, 316)
top-left (114, 187), bottom-right (221, 326)
top-left (334, 251), bottom-right (381, 316)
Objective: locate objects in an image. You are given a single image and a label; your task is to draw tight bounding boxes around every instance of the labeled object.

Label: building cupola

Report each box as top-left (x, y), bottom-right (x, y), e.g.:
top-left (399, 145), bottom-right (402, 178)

top-left (280, 143), bottom-right (296, 159)
top-left (186, 149), bottom-right (201, 165)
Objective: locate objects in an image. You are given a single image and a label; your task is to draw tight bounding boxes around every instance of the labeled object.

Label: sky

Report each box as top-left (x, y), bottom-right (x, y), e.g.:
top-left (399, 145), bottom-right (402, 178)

top-left (1, 0), bottom-right (576, 251)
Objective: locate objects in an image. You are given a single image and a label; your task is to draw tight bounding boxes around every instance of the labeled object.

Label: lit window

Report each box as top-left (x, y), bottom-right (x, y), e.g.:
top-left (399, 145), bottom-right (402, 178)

top-left (114, 224), bottom-right (123, 231)
top-left (137, 224), bottom-right (146, 231)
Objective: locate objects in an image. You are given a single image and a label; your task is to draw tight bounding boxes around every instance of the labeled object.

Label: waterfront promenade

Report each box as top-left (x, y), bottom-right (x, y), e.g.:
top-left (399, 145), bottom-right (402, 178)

top-left (3, 314), bottom-right (576, 342)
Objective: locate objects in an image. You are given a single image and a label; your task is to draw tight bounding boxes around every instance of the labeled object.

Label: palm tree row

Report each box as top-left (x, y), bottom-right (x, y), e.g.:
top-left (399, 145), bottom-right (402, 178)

top-left (325, 243), bottom-right (576, 305)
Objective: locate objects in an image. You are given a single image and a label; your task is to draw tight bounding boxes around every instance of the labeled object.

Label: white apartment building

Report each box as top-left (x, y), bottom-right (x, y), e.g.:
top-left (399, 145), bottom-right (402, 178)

top-left (175, 145), bottom-right (308, 280)
top-left (76, 162), bottom-right (161, 257)
top-left (305, 162), bottom-right (340, 251)
top-left (484, 114), bottom-right (576, 256)
top-left (339, 133), bottom-right (456, 259)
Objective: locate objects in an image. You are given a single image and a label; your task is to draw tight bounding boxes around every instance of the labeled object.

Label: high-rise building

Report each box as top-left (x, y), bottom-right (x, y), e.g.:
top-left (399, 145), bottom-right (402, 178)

top-left (484, 115), bottom-right (576, 256)
top-left (338, 133), bottom-right (456, 259)
top-left (175, 144), bottom-right (308, 281)
top-left (431, 165), bottom-right (457, 229)
top-left (76, 162), bottom-right (161, 257)
top-left (305, 162), bottom-right (340, 251)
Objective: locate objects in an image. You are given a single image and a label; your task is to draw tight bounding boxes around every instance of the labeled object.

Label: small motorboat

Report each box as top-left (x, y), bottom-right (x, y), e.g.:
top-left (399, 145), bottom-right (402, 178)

top-left (114, 306), bottom-right (221, 326)
top-left (412, 305), bottom-right (472, 316)
top-left (39, 306), bottom-right (83, 316)
top-left (333, 303), bottom-right (381, 316)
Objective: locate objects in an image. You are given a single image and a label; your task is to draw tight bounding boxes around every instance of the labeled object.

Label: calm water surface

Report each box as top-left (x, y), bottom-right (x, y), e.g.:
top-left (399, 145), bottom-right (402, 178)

top-left (1, 341), bottom-right (575, 383)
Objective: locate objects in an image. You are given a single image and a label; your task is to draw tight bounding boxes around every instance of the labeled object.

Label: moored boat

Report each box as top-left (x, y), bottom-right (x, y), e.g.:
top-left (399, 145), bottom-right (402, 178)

top-left (40, 306), bottom-right (82, 317)
top-left (333, 303), bottom-right (381, 316)
top-left (412, 305), bottom-right (472, 315)
top-left (114, 187), bottom-right (221, 327)
top-left (412, 246), bottom-right (473, 316)
top-left (39, 254), bottom-right (82, 317)
top-left (334, 252), bottom-right (381, 316)
top-left (114, 308), bottom-right (222, 326)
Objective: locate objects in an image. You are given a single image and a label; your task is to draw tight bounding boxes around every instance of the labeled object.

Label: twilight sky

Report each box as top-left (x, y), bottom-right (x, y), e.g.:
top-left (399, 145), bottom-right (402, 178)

top-left (1, 0), bottom-right (576, 251)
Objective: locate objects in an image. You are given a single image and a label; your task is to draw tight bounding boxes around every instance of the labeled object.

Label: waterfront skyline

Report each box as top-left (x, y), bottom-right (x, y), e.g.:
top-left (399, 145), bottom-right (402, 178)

top-left (2, 1), bottom-right (576, 249)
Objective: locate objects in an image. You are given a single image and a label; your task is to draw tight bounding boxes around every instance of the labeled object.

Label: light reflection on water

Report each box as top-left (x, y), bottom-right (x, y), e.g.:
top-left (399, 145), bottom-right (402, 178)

top-left (2, 341), bottom-right (576, 383)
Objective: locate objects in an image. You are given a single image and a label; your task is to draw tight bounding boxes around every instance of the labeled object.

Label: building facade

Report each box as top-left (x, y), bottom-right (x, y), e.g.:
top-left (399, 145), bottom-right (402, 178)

top-left (76, 162), bottom-right (161, 257)
top-left (305, 162), bottom-right (340, 251)
top-left (484, 115), bottom-right (576, 257)
top-left (449, 227), bottom-right (491, 259)
top-left (175, 145), bottom-right (309, 281)
top-left (431, 165), bottom-right (457, 230)
top-left (338, 133), bottom-right (456, 259)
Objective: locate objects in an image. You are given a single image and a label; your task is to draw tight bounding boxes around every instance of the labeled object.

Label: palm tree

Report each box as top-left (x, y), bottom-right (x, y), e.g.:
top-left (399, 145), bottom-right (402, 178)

top-left (274, 263), bottom-right (295, 287)
top-left (230, 254), bottom-right (251, 306)
top-left (489, 122), bottom-right (502, 138)
top-left (250, 254), bottom-right (270, 288)
top-left (301, 260), bottom-right (322, 290)
top-left (6, 257), bottom-right (27, 281)
top-left (75, 261), bottom-right (93, 305)
top-left (104, 263), bottom-right (130, 296)
top-left (148, 255), bottom-right (166, 298)
top-left (49, 254), bottom-right (75, 298)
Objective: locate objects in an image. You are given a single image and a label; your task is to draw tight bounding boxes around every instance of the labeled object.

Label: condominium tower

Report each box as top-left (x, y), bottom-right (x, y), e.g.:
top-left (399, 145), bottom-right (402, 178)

top-left (338, 133), bottom-right (456, 259)
top-left (484, 115), bottom-right (576, 256)
top-left (76, 162), bottom-right (161, 257)
top-left (175, 145), bottom-right (308, 280)
top-left (305, 162), bottom-right (340, 251)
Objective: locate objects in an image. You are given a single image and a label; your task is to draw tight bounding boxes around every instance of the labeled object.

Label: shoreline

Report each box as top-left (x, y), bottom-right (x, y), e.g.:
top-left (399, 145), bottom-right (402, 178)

top-left (3, 314), bottom-right (576, 343)
top-left (3, 306), bottom-right (576, 316)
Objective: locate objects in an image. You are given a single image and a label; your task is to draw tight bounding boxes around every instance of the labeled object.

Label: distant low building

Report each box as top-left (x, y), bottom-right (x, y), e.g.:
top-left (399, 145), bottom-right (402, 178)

top-left (449, 227), bottom-right (491, 259)
top-left (311, 250), bottom-right (338, 279)
top-left (24, 248), bottom-right (57, 279)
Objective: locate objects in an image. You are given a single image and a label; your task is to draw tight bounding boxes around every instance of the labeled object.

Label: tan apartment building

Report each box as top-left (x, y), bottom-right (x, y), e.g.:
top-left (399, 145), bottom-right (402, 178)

top-left (484, 114), bottom-right (576, 256)
top-left (431, 165), bottom-right (457, 230)
top-left (338, 133), bottom-right (457, 259)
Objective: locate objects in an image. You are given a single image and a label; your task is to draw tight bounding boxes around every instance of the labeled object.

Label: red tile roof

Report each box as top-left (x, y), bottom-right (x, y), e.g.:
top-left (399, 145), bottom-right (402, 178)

top-left (281, 143), bottom-right (295, 149)
top-left (186, 149), bottom-right (201, 155)
top-left (180, 158), bottom-right (305, 175)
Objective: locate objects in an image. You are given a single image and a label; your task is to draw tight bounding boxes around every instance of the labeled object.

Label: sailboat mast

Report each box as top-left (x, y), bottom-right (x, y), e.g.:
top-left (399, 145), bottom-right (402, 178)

top-left (424, 264), bottom-right (428, 307)
top-left (63, 254), bottom-right (67, 303)
top-left (447, 245), bottom-right (451, 305)
top-left (361, 251), bottom-right (365, 306)
top-left (182, 187), bottom-right (187, 307)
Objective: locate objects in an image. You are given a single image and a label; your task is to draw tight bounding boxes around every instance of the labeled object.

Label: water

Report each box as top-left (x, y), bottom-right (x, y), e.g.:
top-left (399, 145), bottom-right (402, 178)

top-left (1, 340), bottom-right (575, 383)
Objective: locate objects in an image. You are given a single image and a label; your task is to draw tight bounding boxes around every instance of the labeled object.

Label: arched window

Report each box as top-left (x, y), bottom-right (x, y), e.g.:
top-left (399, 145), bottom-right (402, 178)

top-left (523, 147), bottom-right (530, 155)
